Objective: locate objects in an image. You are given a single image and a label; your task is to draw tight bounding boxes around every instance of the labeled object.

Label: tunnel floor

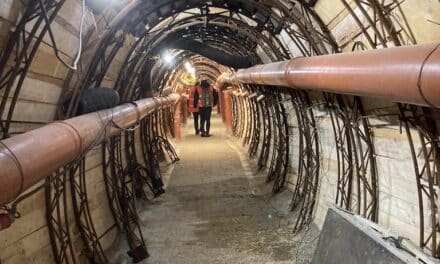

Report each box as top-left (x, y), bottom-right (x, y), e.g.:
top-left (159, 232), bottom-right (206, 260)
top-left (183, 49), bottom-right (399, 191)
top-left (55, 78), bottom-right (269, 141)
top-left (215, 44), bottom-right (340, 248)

top-left (126, 114), bottom-right (318, 263)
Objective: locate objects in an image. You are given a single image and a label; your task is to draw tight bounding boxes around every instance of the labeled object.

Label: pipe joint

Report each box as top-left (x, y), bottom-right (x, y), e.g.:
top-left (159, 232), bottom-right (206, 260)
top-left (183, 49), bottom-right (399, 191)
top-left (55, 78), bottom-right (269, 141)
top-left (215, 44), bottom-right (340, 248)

top-left (0, 142), bottom-right (25, 204)
top-left (129, 102), bottom-right (141, 124)
top-left (55, 121), bottom-right (84, 156)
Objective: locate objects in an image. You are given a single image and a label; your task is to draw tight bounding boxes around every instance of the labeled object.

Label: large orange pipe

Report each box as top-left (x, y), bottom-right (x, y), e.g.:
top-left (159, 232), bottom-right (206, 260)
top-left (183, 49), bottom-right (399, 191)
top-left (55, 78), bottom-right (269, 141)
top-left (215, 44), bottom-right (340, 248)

top-left (217, 44), bottom-right (440, 108)
top-left (173, 99), bottom-right (182, 140)
top-left (0, 94), bottom-right (180, 205)
top-left (223, 90), bottom-right (233, 133)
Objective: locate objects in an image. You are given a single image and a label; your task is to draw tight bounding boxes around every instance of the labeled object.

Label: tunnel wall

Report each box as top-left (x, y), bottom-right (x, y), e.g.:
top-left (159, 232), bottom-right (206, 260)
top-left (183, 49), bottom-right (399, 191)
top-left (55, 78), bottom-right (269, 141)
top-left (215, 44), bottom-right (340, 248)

top-left (286, 0), bottom-right (440, 250)
top-left (0, 0), bottom-right (120, 262)
top-left (0, 0), bottom-right (95, 134)
top-left (0, 1), bottom-right (78, 262)
top-left (314, 0), bottom-right (440, 49)
top-left (310, 100), bottom-right (423, 243)
top-left (233, 0), bottom-right (440, 254)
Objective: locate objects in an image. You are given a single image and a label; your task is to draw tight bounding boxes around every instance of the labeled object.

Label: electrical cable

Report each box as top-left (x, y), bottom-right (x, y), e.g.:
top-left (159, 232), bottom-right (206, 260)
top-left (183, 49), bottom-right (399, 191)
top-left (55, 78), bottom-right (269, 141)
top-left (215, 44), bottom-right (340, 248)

top-left (39, 0), bottom-right (85, 71)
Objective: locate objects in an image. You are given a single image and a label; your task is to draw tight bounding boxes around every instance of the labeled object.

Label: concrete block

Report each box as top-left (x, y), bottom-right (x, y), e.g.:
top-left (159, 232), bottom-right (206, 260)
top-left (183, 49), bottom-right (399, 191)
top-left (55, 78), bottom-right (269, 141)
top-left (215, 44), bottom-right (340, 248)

top-left (58, 0), bottom-right (96, 33)
top-left (3, 76), bottom-right (63, 104)
top-left (100, 78), bottom-right (115, 89)
top-left (379, 194), bottom-right (420, 226)
top-left (1, 97), bottom-right (57, 123)
top-left (378, 169), bottom-right (419, 205)
top-left (0, 20), bottom-right (12, 53)
top-left (399, 0), bottom-right (440, 43)
top-left (376, 155), bottom-right (416, 183)
top-left (8, 122), bottom-right (43, 135)
top-left (314, 0), bottom-right (346, 26)
top-left (0, 0), bottom-right (23, 22)
top-left (29, 42), bottom-right (69, 80)
top-left (378, 211), bottom-right (420, 244)
top-left (313, 207), bottom-right (422, 264)
top-left (332, 6), bottom-right (368, 47)
top-left (1, 226), bottom-right (52, 263)
top-left (85, 149), bottom-right (102, 172)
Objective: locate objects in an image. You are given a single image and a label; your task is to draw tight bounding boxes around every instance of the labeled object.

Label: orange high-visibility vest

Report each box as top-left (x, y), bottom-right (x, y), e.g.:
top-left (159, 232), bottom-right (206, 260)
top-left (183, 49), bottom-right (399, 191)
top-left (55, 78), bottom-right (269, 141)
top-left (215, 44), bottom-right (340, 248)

top-left (188, 85), bottom-right (200, 112)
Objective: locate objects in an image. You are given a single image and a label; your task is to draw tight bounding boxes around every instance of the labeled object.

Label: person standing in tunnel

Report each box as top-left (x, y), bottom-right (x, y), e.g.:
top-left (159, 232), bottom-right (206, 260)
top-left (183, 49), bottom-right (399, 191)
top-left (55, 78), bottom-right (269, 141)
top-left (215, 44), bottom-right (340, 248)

top-left (188, 81), bottom-right (201, 135)
top-left (195, 80), bottom-right (218, 137)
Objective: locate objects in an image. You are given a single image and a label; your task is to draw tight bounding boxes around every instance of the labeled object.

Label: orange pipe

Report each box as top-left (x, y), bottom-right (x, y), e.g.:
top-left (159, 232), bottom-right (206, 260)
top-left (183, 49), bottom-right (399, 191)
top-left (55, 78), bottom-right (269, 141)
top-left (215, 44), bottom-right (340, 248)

top-left (219, 44), bottom-right (440, 108)
top-left (215, 73), bottom-right (233, 92)
top-left (181, 96), bottom-right (188, 125)
top-left (215, 74), bottom-right (234, 126)
top-left (219, 89), bottom-right (225, 122)
top-left (223, 90), bottom-right (233, 133)
top-left (0, 94), bottom-right (180, 205)
top-left (174, 99), bottom-right (182, 140)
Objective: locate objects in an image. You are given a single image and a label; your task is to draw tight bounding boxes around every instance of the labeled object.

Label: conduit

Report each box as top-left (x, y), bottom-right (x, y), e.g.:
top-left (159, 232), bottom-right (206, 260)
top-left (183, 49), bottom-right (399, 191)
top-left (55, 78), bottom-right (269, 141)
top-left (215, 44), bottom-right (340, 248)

top-left (216, 44), bottom-right (440, 108)
top-left (0, 94), bottom-right (180, 205)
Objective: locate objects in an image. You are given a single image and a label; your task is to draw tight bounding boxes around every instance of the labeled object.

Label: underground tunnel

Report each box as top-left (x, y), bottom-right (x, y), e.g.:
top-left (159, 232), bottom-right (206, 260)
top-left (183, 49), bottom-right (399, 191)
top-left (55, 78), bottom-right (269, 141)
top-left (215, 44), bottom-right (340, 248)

top-left (0, 0), bottom-right (439, 263)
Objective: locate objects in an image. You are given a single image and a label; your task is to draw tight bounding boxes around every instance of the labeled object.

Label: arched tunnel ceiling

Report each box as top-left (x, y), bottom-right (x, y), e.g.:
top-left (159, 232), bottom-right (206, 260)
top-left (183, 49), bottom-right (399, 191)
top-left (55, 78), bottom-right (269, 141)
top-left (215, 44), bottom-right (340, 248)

top-left (85, 0), bottom-right (337, 104)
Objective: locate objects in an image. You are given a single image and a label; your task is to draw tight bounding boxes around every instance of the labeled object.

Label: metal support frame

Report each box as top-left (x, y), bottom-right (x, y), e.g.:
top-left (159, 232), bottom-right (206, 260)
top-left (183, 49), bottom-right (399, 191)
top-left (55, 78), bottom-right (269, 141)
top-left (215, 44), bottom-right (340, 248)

top-left (247, 86), bottom-right (261, 159)
top-left (46, 168), bottom-right (79, 264)
top-left (257, 95), bottom-right (272, 171)
top-left (326, 94), bottom-right (378, 222)
top-left (398, 104), bottom-right (440, 257)
top-left (341, 0), bottom-right (440, 258)
top-left (0, 0), bottom-right (66, 138)
top-left (289, 91), bottom-right (320, 232)
top-left (70, 157), bottom-right (109, 263)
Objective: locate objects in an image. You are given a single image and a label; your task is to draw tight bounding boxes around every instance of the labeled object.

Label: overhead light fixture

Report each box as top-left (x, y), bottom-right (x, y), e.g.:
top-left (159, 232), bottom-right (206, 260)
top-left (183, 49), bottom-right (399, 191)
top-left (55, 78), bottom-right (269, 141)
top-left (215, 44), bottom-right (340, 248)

top-left (85, 0), bottom-right (122, 14)
top-left (200, 3), bottom-right (209, 15)
top-left (249, 92), bottom-right (259, 99)
top-left (184, 61), bottom-right (196, 75)
top-left (162, 50), bottom-right (174, 65)
top-left (256, 94), bottom-right (266, 102)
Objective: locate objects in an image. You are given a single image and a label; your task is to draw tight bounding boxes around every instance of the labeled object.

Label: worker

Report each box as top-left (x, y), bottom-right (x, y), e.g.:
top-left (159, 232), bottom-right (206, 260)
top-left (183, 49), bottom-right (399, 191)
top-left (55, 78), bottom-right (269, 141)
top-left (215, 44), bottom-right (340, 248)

top-left (188, 81), bottom-right (201, 135)
top-left (195, 80), bottom-right (218, 137)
